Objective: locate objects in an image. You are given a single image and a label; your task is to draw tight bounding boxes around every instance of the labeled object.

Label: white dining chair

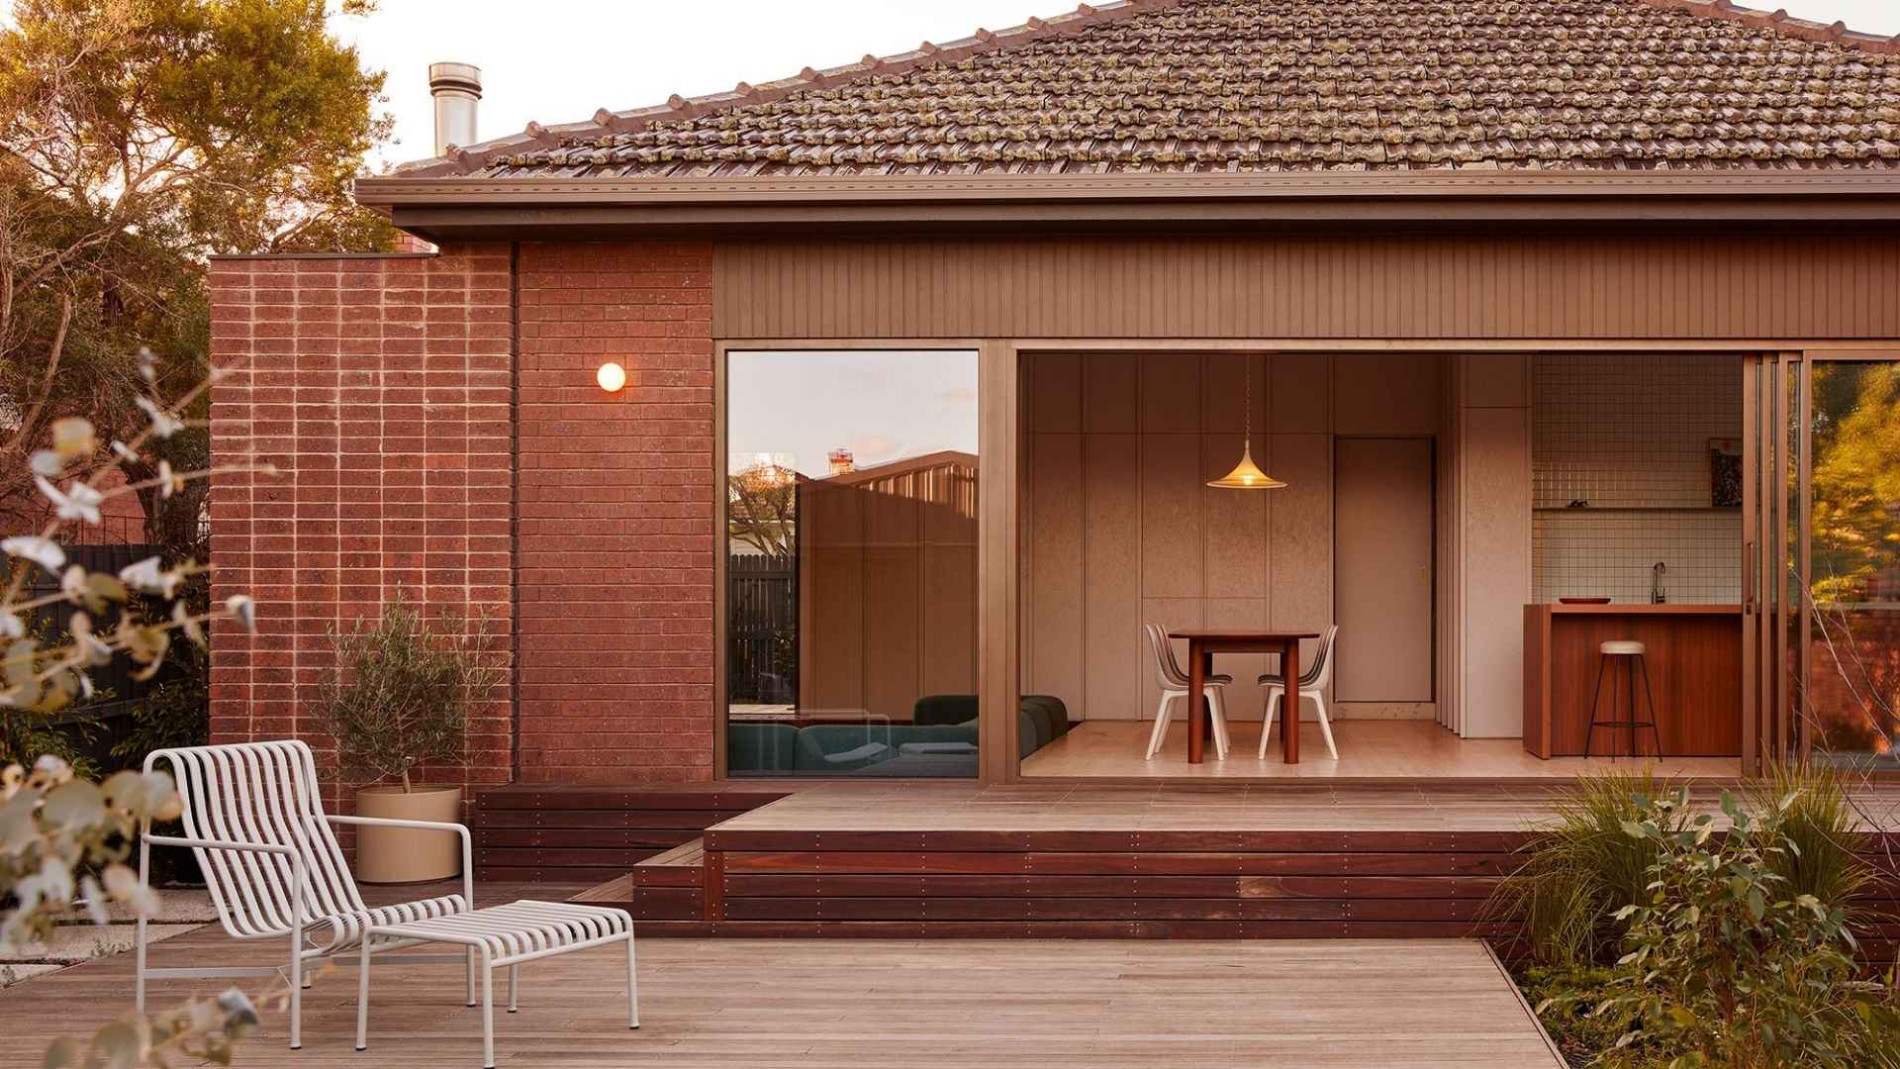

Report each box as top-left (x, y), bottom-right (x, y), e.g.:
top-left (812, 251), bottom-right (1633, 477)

top-left (1141, 623), bottom-right (1232, 759)
top-left (1257, 625), bottom-right (1339, 760)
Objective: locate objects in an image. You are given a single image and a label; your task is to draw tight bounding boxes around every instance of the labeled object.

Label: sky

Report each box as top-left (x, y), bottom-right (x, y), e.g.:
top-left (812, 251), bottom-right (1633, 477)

top-left (337, 0), bottom-right (1900, 169)
top-left (726, 351), bottom-right (979, 478)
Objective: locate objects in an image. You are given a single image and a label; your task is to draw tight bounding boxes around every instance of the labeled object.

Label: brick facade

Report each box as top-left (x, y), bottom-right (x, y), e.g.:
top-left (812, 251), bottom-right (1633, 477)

top-left (515, 243), bottom-right (716, 783)
top-left (207, 241), bottom-right (717, 792)
top-left (207, 246), bottom-right (515, 803)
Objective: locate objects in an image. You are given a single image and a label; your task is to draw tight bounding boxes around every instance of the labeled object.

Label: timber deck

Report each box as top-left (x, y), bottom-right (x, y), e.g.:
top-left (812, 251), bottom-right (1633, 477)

top-left (571, 781), bottom-right (1900, 950)
top-left (0, 929), bottom-right (1564, 1068)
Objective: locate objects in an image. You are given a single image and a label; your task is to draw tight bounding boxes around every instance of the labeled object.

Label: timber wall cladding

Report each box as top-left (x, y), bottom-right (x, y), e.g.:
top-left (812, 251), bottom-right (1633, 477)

top-left (798, 455), bottom-right (979, 719)
top-left (1020, 351), bottom-right (1442, 723)
top-left (514, 242), bottom-right (717, 783)
top-left (206, 247), bottom-right (514, 804)
top-left (712, 236), bottom-right (1900, 340)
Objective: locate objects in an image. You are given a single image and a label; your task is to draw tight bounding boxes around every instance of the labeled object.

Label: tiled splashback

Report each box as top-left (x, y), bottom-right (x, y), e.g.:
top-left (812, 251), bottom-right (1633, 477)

top-left (1533, 510), bottom-right (1742, 604)
top-left (1531, 354), bottom-right (1743, 605)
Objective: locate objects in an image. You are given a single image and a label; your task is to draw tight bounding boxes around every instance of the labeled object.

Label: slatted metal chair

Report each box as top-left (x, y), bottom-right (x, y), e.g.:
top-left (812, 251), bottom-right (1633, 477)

top-left (135, 740), bottom-right (475, 1050)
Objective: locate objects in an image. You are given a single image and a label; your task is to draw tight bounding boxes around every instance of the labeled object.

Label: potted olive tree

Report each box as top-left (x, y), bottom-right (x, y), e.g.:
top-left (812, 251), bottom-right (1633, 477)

top-left (316, 595), bottom-right (503, 883)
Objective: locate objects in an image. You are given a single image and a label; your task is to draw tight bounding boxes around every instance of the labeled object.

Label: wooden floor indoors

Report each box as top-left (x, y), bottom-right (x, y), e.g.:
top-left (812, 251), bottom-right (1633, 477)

top-left (1021, 718), bottom-right (1742, 780)
top-left (0, 919), bottom-right (1564, 1068)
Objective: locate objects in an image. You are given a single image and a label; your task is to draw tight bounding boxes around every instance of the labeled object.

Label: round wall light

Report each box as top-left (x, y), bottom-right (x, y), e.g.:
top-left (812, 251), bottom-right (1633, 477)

top-left (596, 362), bottom-right (627, 393)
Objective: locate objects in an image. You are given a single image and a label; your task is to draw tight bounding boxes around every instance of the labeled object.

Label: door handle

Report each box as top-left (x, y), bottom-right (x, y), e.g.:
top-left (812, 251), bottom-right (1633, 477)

top-left (1743, 540), bottom-right (1755, 612)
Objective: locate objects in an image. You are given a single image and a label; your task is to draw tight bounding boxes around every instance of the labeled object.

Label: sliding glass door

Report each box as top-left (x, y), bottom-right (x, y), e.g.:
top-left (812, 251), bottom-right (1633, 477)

top-left (1745, 352), bottom-right (1900, 773)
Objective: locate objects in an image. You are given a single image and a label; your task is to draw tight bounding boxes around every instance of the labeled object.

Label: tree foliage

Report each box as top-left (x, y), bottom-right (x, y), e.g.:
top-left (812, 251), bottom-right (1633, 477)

top-left (0, 0), bottom-right (396, 541)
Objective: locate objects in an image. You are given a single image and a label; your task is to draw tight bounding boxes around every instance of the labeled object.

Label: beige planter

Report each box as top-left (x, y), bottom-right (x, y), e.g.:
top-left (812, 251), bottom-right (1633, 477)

top-left (353, 785), bottom-right (463, 884)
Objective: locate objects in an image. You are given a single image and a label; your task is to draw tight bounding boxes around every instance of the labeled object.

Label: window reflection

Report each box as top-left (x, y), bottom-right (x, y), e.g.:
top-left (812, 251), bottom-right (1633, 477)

top-left (1802, 361), bottom-right (1900, 768)
top-left (725, 351), bottom-right (979, 778)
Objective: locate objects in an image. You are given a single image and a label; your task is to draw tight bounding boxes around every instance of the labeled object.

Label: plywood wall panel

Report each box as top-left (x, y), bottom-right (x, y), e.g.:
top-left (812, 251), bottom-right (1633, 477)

top-left (1335, 439), bottom-right (1436, 702)
top-left (1202, 435), bottom-right (1270, 599)
top-left (1139, 353), bottom-right (1202, 434)
top-left (1139, 433), bottom-right (1204, 599)
top-left (1202, 353), bottom-right (1268, 434)
top-left (1027, 432), bottom-right (1086, 718)
top-left (715, 235), bottom-right (1900, 341)
top-left (1030, 352), bottom-right (1083, 433)
top-left (1333, 352), bottom-right (1442, 435)
top-left (1083, 433), bottom-right (1141, 721)
top-left (1083, 352), bottom-right (1140, 432)
top-left (1271, 353), bottom-right (1331, 434)
top-left (1459, 404), bottom-right (1533, 738)
top-left (1269, 433), bottom-right (1334, 677)
top-left (809, 547), bottom-right (865, 713)
top-left (921, 544), bottom-right (978, 698)
top-left (862, 547), bottom-right (921, 719)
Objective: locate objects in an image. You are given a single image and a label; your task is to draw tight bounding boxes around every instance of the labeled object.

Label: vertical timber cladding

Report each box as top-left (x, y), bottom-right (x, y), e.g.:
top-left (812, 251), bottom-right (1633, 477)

top-left (711, 235), bottom-right (1900, 341)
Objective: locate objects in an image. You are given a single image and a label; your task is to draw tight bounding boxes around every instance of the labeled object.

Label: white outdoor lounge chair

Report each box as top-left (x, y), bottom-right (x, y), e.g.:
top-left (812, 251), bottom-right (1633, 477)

top-left (134, 739), bottom-right (637, 1065)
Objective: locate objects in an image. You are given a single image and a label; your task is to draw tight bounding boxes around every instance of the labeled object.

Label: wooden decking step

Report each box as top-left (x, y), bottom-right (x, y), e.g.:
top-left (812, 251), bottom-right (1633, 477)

top-left (637, 838), bottom-right (705, 872)
top-left (569, 874), bottom-right (632, 905)
top-left (568, 837), bottom-right (707, 922)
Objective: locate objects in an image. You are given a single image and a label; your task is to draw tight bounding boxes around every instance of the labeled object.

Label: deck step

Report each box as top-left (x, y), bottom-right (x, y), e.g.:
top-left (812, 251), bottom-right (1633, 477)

top-left (569, 874), bottom-right (632, 905)
top-left (473, 785), bottom-right (784, 882)
top-left (567, 837), bottom-right (707, 921)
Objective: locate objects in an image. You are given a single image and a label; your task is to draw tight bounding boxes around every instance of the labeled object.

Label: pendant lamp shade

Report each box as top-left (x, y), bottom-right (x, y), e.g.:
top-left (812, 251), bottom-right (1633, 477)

top-left (1207, 439), bottom-right (1286, 489)
top-left (1206, 358), bottom-right (1287, 490)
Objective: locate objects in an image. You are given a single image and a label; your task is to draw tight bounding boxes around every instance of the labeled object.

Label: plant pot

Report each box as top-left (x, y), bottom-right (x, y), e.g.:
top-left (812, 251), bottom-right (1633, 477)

top-left (353, 785), bottom-right (463, 884)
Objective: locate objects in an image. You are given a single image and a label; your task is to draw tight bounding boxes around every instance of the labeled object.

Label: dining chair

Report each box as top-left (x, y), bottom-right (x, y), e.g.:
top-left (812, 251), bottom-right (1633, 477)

top-left (1141, 623), bottom-right (1232, 759)
top-left (1257, 625), bottom-right (1340, 760)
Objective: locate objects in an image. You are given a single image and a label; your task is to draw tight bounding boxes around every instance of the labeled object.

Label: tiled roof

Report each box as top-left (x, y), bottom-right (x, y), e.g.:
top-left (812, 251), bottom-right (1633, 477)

top-left (418, 0), bottom-right (1900, 178)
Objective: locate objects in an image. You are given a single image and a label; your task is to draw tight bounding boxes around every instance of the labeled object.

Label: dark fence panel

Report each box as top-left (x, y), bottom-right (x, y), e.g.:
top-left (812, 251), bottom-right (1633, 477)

top-left (728, 554), bottom-right (795, 704)
top-left (17, 543), bottom-right (163, 755)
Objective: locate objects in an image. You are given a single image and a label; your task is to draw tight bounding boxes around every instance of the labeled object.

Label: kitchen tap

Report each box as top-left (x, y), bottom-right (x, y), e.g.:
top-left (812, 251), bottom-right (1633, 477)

top-left (1652, 562), bottom-right (1668, 604)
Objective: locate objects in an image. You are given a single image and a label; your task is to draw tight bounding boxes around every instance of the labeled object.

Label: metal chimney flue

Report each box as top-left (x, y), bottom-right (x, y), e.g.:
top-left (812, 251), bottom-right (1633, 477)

top-left (429, 62), bottom-right (482, 155)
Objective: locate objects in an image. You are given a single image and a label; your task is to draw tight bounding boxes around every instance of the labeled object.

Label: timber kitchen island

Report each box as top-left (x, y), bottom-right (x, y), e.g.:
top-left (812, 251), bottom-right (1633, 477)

top-left (1523, 605), bottom-right (1743, 760)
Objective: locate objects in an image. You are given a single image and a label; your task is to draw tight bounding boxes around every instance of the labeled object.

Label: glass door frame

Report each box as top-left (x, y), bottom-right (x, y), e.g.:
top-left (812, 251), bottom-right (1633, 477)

top-left (1745, 348), bottom-right (1900, 774)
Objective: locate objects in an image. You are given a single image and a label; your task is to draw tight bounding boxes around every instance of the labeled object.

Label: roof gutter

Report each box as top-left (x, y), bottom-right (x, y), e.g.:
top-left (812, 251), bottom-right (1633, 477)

top-left (352, 170), bottom-right (1900, 240)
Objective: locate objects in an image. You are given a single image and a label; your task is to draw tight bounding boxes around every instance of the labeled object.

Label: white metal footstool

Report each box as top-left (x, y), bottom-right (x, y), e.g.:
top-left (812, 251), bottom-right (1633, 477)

top-left (355, 899), bottom-right (638, 1067)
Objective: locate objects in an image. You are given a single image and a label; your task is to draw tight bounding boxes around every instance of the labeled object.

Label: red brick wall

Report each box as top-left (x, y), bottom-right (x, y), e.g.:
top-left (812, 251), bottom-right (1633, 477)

top-left (514, 242), bottom-right (717, 783)
top-left (207, 246), bottom-right (515, 804)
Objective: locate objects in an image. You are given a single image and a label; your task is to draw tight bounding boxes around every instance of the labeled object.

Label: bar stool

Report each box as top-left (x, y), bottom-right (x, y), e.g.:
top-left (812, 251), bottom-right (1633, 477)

top-left (1586, 640), bottom-right (1663, 759)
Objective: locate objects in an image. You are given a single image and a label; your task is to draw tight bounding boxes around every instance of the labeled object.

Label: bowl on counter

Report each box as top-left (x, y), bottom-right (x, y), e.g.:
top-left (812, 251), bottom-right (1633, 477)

top-left (1558, 596), bottom-right (1613, 604)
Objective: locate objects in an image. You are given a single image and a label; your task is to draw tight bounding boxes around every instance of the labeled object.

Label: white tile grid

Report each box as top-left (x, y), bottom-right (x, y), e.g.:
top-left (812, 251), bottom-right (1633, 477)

top-left (1533, 511), bottom-right (1742, 604)
top-left (1531, 354), bottom-right (1742, 604)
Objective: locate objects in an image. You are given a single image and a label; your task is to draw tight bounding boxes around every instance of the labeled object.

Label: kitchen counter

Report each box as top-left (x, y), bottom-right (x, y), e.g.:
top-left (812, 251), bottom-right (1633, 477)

top-left (1524, 603), bottom-right (1742, 758)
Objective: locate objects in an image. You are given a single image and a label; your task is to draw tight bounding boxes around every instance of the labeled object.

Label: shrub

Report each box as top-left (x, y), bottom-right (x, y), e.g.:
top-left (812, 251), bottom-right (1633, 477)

top-left (1490, 771), bottom-right (1681, 967)
top-left (316, 593), bottom-right (504, 792)
top-left (1750, 762), bottom-right (1872, 909)
top-left (1533, 786), bottom-right (1900, 1068)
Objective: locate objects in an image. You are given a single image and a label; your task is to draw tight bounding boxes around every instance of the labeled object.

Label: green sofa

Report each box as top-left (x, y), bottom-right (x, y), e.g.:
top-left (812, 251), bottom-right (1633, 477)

top-left (724, 694), bottom-right (1071, 776)
top-left (727, 722), bottom-right (798, 773)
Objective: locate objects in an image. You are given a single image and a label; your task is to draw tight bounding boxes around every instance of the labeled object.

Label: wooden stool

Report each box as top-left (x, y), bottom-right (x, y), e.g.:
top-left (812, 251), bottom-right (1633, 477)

top-left (1586, 640), bottom-right (1663, 759)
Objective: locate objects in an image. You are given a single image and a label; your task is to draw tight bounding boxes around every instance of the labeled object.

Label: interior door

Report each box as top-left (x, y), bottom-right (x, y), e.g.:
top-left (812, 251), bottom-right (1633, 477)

top-left (1745, 352), bottom-right (1900, 773)
top-left (1334, 437), bottom-right (1435, 702)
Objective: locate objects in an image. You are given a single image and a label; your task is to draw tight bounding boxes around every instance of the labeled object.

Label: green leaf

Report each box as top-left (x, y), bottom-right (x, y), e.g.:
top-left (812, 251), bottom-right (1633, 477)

top-left (40, 1036), bottom-right (78, 1069)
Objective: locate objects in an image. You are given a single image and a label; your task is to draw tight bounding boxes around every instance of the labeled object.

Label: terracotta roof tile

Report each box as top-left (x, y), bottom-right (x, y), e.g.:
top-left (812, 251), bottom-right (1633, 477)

top-left (424, 0), bottom-right (1900, 178)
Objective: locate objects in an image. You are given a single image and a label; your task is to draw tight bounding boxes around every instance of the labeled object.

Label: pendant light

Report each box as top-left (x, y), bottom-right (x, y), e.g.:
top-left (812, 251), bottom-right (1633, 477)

top-left (1207, 357), bottom-right (1286, 490)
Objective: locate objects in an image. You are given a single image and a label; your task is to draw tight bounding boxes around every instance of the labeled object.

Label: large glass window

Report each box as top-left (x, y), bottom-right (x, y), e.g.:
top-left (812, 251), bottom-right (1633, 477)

top-left (1799, 359), bottom-right (1900, 769)
top-left (724, 350), bottom-right (979, 777)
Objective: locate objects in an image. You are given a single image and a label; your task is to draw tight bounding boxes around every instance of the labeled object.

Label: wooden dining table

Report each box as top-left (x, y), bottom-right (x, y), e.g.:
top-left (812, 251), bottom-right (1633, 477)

top-left (1168, 629), bottom-right (1322, 764)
